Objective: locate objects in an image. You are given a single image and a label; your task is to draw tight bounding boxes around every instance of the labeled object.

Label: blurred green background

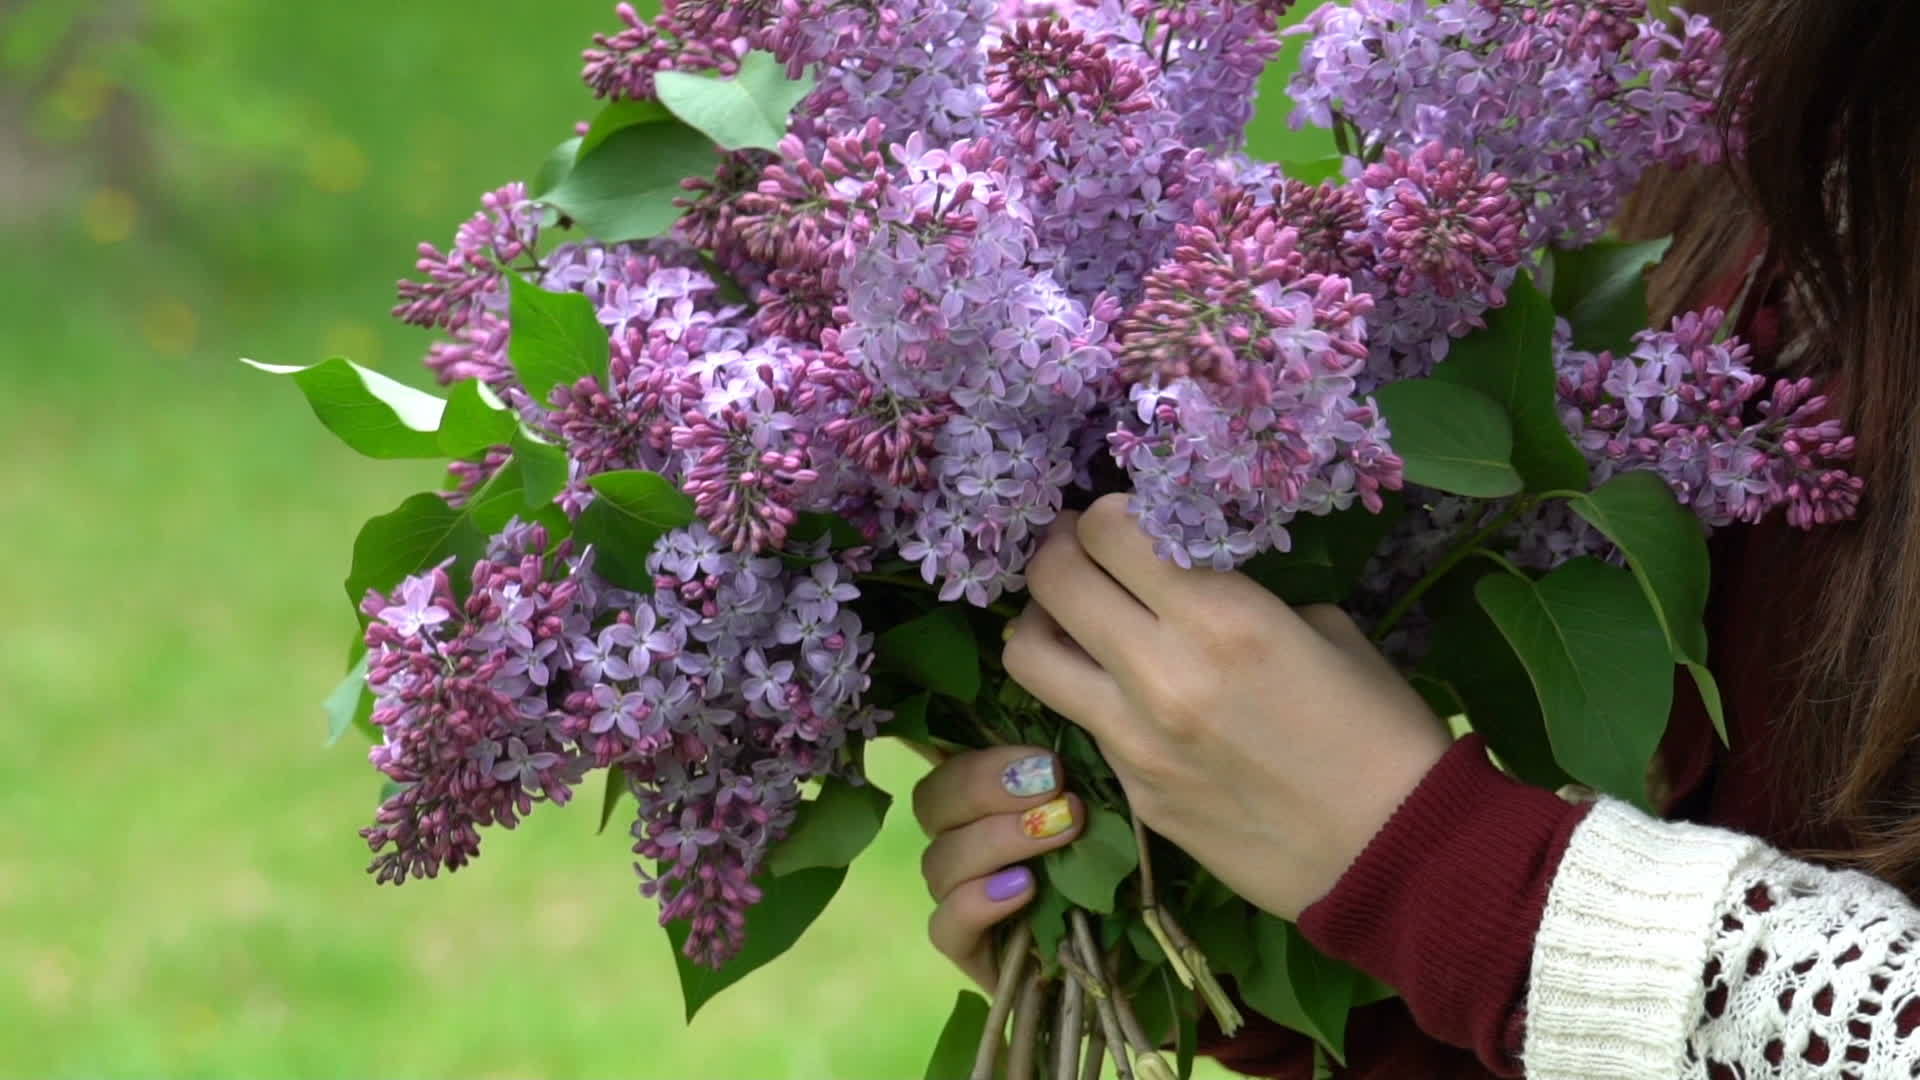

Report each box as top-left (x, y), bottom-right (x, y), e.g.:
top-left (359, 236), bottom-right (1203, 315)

top-left (0, 2), bottom-right (1271, 1075)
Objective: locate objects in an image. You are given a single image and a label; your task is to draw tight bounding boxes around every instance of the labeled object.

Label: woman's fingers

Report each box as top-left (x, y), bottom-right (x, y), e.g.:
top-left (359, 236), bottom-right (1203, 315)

top-left (1025, 511), bottom-right (1157, 671)
top-left (1001, 602), bottom-right (1129, 724)
top-left (928, 866), bottom-right (1040, 990)
top-left (911, 745), bottom-right (1066, 837)
top-left (920, 795), bottom-right (1085, 901)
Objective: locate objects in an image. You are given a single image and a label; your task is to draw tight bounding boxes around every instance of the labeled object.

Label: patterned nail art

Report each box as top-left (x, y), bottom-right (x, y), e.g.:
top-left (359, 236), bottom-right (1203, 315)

top-left (1021, 797), bottom-right (1074, 840)
top-left (1001, 754), bottom-right (1057, 798)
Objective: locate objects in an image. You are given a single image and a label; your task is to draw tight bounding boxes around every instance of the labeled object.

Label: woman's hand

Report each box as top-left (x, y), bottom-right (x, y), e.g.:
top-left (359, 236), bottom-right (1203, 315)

top-left (1004, 494), bottom-right (1453, 922)
top-left (912, 746), bottom-right (1086, 989)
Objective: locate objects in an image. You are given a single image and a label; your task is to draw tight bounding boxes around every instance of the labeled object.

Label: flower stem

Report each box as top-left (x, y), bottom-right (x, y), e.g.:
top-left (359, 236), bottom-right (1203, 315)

top-left (1071, 911), bottom-right (1135, 1080)
top-left (1369, 498), bottom-right (1535, 643)
top-left (1054, 964), bottom-right (1085, 1080)
top-left (1080, 1031), bottom-right (1106, 1080)
top-left (1008, 971), bottom-right (1048, 1080)
top-left (973, 921), bottom-right (1035, 1080)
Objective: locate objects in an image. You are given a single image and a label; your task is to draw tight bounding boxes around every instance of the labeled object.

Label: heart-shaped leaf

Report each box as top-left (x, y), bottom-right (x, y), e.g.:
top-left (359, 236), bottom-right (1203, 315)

top-left (574, 470), bottom-right (696, 591)
top-left (923, 991), bottom-right (991, 1080)
top-left (766, 777), bottom-right (892, 876)
top-left (244, 356), bottom-right (446, 459)
top-left (667, 864), bottom-right (847, 1021)
top-left (343, 493), bottom-right (489, 614)
top-left (1476, 558), bottom-right (1675, 807)
top-left (1565, 471), bottom-right (1724, 742)
top-left (1551, 236), bottom-right (1672, 356)
top-left (1372, 379), bottom-right (1524, 498)
top-left (654, 51), bottom-right (816, 152)
top-left (541, 117), bottom-right (719, 245)
top-left (506, 275), bottom-right (610, 404)
top-left (438, 379), bottom-right (516, 458)
top-left (1041, 807), bottom-right (1137, 914)
top-left (876, 608), bottom-right (982, 702)
top-left (1432, 274), bottom-right (1591, 493)
top-left (324, 654), bottom-right (374, 746)
top-left (1241, 915), bottom-right (1362, 1064)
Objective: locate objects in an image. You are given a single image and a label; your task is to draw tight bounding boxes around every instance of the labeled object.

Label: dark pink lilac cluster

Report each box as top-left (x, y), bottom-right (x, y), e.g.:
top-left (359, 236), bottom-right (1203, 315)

top-left (1291, 0), bottom-right (1729, 249)
top-left (1554, 311), bottom-right (1862, 531)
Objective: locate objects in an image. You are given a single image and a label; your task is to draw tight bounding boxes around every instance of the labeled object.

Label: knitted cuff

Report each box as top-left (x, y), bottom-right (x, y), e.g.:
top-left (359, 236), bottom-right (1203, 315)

top-left (1298, 735), bottom-right (1590, 1070)
top-left (1522, 799), bottom-right (1764, 1079)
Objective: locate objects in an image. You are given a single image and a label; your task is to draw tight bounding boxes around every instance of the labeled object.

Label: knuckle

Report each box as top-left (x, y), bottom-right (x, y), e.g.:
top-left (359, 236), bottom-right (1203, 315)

top-left (1298, 602), bottom-right (1356, 638)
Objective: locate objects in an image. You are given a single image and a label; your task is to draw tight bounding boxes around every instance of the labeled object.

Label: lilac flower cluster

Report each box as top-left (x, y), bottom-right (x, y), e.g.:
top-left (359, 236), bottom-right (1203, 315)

top-left (1291, 0), bottom-right (1729, 248)
top-left (365, 0), bottom-right (1783, 965)
top-left (1552, 311), bottom-right (1862, 531)
top-left (1357, 314), bottom-right (1864, 662)
top-left (1109, 191), bottom-right (1402, 567)
top-left (359, 524), bottom-right (591, 885)
top-left (363, 520), bottom-right (881, 966)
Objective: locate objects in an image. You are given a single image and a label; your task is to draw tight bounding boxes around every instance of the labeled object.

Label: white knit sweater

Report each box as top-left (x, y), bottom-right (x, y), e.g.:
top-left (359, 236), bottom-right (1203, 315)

top-left (1523, 799), bottom-right (1920, 1078)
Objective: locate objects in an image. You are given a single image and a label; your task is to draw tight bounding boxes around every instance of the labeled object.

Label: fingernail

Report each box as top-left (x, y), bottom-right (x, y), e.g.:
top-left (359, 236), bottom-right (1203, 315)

top-left (985, 865), bottom-right (1033, 902)
top-left (1001, 754), bottom-right (1057, 798)
top-left (1021, 797), bottom-right (1074, 840)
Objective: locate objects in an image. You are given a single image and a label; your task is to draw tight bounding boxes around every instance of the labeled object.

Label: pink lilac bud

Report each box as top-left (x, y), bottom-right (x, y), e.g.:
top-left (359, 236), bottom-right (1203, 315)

top-left (393, 183), bottom-right (539, 333)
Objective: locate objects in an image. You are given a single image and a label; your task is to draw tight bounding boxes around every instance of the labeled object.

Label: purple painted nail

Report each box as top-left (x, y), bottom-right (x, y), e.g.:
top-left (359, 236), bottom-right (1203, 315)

top-left (985, 865), bottom-right (1033, 903)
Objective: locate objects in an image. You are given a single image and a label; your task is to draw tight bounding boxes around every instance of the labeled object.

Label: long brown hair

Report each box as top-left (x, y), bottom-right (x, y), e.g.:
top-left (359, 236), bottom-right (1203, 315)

top-left (1624, 0), bottom-right (1920, 887)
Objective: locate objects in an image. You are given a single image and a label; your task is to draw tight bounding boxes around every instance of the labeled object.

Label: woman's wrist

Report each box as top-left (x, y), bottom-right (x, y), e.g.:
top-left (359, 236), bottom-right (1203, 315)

top-left (1295, 735), bottom-right (1591, 1068)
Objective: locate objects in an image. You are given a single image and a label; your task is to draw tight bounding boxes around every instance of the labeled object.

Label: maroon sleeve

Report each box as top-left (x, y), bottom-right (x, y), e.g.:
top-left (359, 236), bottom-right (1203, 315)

top-left (1290, 734), bottom-right (1592, 1074)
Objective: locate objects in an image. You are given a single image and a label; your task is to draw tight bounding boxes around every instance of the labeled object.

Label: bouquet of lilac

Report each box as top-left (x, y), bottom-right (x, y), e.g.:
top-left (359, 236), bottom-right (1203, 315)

top-left (253, 0), bottom-right (1864, 1074)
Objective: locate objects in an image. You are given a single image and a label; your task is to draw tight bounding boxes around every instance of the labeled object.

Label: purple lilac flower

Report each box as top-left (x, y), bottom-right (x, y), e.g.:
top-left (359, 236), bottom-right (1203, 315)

top-left (358, 525), bottom-right (591, 885)
top-left (1554, 311), bottom-right (1862, 530)
top-left (1290, 0), bottom-right (1729, 248)
top-left (1109, 190), bottom-right (1404, 568)
top-left (394, 183), bottom-right (540, 334)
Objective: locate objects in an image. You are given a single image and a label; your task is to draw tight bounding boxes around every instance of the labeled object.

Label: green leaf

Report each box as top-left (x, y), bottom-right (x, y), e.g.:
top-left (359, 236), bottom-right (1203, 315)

top-left (243, 356), bottom-right (446, 459)
top-left (766, 777), bottom-right (892, 876)
top-left (1420, 602), bottom-right (1575, 791)
top-left (597, 767), bottom-right (630, 835)
top-left (924, 990), bottom-right (991, 1080)
top-left (654, 51), bottom-right (816, 152)
top-left (1432, 274), bottom-right (1591, 493)
top-left (1566, 471), bottom-right (1709, 658)
top-left (1041, 807), bottom-right (1138, 914)
top-left (343, 492), bottom-right (489, 613)
top-left (512, 426), bottom-right (571, 510)
top-left (1565, 470), bottom-right (1725, 744)
top-left (1175, 971), bottom-right (1201, 1080)
top-left (1027, 880), bottom-right (1073, 969)
top-left (1687, 661), bottom-right (1729, 745)
top-left (1476, 558), bottom-right (1676, 807)
top-left (884, 691), bottom-right (934, 746)
top-left (667, 865), bottom-right (847, 1021)
top-left (1183, 900), bottom-right (1256, 979)
top-left (324, 654), bottom-right (372, 746)
top-left (541, 117), bottom-right (719, 245)
top-left (574, 470), bottom-right (696, 592)
top-left (438, 379), bottom-right (516, 458)
top-left (788, 511), bottom-right (867, 550)
top-left (532, 136), bottom-right (583, 199)
top-left (576, 98), bottom-right (674, 159)
top-left (1372, 379), bottom-right (1524, 498)
top-left (506, 274), bottom-right (610, 404)
top-left (1240, 916), bottom-right (1359, 1063)
top-left (876, 608), bottom-right (982, 701)
top-left (1550, 237), bottom-right (1672, 356)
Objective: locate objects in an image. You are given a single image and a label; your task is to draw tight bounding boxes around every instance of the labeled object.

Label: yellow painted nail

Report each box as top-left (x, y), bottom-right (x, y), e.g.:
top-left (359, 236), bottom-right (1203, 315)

top-left (1021, 797), bottom-right (1074, 840)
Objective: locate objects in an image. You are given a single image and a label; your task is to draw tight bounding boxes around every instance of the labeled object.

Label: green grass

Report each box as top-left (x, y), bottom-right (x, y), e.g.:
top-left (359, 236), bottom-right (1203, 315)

top-left (0, 2), bottom-right (1250, 1074)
